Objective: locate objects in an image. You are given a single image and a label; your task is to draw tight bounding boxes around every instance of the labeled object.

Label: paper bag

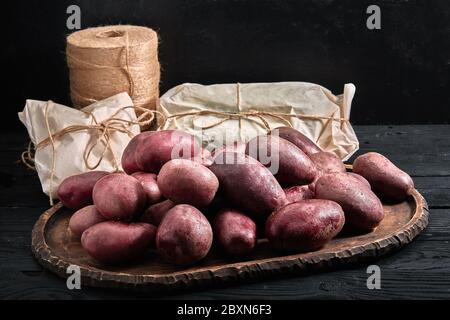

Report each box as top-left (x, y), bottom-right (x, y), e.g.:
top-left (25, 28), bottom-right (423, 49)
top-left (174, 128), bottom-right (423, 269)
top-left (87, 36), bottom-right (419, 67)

top-left (158, 82), bottom-right (358, 160)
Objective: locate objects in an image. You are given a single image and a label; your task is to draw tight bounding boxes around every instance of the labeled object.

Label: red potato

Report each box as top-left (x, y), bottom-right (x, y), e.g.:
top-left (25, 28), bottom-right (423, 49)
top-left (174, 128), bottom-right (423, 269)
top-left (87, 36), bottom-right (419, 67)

top-left (135, 130), bottom-right (200, 173)
top-left (81, 221), bottom-right (156, 263)
top-left (212, 141), bottom-right (246, 158)
top-left (57, 171), bottom-right (109, 210)
top-left (157, 159), bottom-right (219, 207)
top-left (209, 152), bottom-right (288, 220)
top-left (284, 185), bottom-right (315, 203)
top-left (92, 173), bottom-right (147, 220)
top-left (213, 209), bottom-right (257, 256)
top-left (121, 131), bottom-right (154, 174)
top-left (156, 204), bottom-right (213, 265)
top-left (274, 127), bottom-right (321, 156)
top-left (131, 172), bottom-right (163, 204)
top-left (69, 205), bottom-right (107, 237)
top-left (347, 172), bottom-right (371, 189)
top-left (245, 135), bottom-right (317, 186)
top-left (353, 152), bottom-right (414, 201)
top-left (309, 151), bottom-right (346, 175)
top-left (266, 199), bottom-right (345, 252)
top-left (140, 199), bottom-right (175, 226)
top-left (315, 172), bottom-right (384, 231)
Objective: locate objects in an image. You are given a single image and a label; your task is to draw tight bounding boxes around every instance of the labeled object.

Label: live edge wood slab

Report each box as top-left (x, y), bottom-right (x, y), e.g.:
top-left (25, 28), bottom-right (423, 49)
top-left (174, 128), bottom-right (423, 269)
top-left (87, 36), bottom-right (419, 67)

top-left (31, 184), bottom-right (428, 292)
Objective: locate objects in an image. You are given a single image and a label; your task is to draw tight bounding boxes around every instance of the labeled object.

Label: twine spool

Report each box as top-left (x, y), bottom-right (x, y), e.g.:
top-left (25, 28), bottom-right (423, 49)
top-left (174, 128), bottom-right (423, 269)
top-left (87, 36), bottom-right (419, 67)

top-left (66, 25), bottom-right (160, 116)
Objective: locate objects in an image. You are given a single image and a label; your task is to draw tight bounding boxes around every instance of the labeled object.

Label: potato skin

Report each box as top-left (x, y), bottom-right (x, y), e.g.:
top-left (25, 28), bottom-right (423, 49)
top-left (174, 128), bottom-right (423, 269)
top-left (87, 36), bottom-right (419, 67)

top-left (246, 135), bottom-right (317, 186)
top-left (156, 204), bottom-right (213, 265)
top-left (213, 209), bottom-right (257, 256)
top-left (131, 172), bottom-right (163, 205)
top-left (135, 130), bottom-right (200, 173)
top-left (347, 172), bottom-right (371, 189)
top-left (309, 151), bottom-right (346, 175)
top-left (210, 152), bottom-right (288, 220)
top-left (121, 131), bottom-right (154, 174)
top-left (266, 199), bottom-right (345, 252)
top-left (81, 221), bottom-right (156, 263)
top-left (157, 159), bottom-right (219, 207)
top-left (140, 199), bottom-right (175, 226)
top-left (353, 152), bottom-right (414, 201)
top-left (274, 127), bottom-right (321, 156)
top-left (284, 185), bottom-right (315, 203)
top-left (69, 205), bottom-right (107, 237)
top-left (93, 173), bottom-right (147, 220)
top-left (315, 173), bottom-right (384, 230)
top-left (57, 171), bottom-right (109, 210)
top-left (212, 141), bottom-right (246, 159)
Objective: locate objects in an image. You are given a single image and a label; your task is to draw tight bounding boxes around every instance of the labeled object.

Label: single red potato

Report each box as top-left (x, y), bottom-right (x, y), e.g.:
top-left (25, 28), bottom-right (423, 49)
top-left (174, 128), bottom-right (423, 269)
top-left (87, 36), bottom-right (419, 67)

top-left (81, 221), bottom-right (156, 263)
top-left (157, 159), bottom-right (219, 207)
top-left (315, 172), bottom-right (384, 231)
top-left (353, 152), bottom-right (414, 201)
top-left (346, 172), bottom-right (371, 189)
top-left (121, 131), bottom-right (154, 174)
top-left (135, 130), bottom-right (200, 173)
top-left (273, 127), bottom-right (321, 156)
top-left (213, 209), bottom-right (257, 256)
top-left (209, 152), bottom-right (288, 220)
top-left (140, 199), bottom-right (175, 226)
top-left (131, 172), bottom-right (163, 205)
top-left (309, 151), bottom-right (346, 175)
top-left (266, 199), bottom-right (345, 252)
top-left (284, 185), bottom-right (315, 203)
top-left (156, 204), bottom-right (213, 265)
top-left (69, 205), bottom-right (107, 237)
top-left (212, 141), bottom-right (246, 159)
top-left (92, 173), bottom-right (147, 220)
top-left (246, 135), bottom-right (317, 186)
top-left (57, 171), bottom-right (109, 210)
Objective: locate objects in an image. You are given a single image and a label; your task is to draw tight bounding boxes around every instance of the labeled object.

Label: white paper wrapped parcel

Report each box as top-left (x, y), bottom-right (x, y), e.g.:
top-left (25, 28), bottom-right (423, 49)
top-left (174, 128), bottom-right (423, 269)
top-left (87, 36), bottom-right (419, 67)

top-left (159, 82), bottom-right (359, 161)
top-left (18, 92), bottom-right (139, 196)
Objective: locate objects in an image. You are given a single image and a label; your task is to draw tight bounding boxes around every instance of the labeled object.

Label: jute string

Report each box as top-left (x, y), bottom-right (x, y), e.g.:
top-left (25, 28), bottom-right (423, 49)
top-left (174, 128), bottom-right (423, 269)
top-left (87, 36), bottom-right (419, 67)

top-left (21, 83), bottom-right (348, 206)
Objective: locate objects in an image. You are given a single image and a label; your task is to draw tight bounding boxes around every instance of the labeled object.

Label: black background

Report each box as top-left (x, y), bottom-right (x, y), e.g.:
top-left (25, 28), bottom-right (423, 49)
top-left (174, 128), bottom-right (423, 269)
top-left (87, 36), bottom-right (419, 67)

top-left (4, 0), bottom-right (450, 133)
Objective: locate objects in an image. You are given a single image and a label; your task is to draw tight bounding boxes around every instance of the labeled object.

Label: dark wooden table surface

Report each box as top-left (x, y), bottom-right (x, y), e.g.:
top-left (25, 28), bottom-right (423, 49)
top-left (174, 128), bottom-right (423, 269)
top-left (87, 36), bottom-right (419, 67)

top-left (1, 125), bottom-right (449, 299)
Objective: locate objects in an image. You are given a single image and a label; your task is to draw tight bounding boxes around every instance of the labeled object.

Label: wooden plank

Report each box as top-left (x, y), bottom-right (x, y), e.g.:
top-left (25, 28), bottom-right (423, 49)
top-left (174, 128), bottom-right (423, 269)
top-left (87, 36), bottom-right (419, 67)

top-left (0, 208), bottom-right (447, 299)
top-left (0, 235), bottom-right (449, 299)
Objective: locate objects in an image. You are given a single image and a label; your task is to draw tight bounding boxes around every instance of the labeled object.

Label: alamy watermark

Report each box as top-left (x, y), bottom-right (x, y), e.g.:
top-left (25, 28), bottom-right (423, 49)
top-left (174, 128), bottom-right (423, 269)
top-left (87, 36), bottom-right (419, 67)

top-left (66, 264), bottom-right (81, 290)
top-left (366, 5), bottom-right (381, 30)
top-left (366, 265), bottom-right (381, 289)
top-left (66, 5), bottom-right (81, 30)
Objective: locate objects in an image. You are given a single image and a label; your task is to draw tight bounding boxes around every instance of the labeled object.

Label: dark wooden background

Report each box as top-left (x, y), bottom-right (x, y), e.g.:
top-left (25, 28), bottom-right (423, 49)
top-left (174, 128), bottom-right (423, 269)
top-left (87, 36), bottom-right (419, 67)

top-left (4, 0), bottom-right (450, 133)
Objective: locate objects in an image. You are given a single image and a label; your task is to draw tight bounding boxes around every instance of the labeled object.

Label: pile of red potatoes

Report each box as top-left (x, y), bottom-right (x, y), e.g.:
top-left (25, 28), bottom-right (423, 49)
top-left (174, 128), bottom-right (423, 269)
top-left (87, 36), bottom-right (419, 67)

top-left (58, 127), bottom-right (414, 266)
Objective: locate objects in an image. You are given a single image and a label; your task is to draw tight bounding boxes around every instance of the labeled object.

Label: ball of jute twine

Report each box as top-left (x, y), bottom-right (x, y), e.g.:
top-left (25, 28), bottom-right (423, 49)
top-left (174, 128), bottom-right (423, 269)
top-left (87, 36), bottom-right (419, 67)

top-left (66, 25), bottom-right (160, 119)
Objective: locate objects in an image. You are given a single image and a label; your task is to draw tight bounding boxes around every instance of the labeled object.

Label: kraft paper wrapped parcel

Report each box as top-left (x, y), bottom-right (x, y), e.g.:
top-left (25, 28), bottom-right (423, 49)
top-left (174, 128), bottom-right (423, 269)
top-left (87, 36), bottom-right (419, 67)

top-left (18, 93), bottom-right (139, 196)
top-left (158, 82), bottom-right (359, 160)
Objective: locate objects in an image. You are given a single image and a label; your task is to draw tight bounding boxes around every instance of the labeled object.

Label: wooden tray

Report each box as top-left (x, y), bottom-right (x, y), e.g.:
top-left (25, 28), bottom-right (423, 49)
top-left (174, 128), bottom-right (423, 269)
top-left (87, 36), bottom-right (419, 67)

top-left (32, 189), bottom-right (429, 292)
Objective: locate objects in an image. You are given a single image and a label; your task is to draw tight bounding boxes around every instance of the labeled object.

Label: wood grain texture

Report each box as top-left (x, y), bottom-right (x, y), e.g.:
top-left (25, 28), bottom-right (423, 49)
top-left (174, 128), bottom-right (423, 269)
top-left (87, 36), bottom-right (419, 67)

top-left (30, 188), bottom-right (428, 292)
